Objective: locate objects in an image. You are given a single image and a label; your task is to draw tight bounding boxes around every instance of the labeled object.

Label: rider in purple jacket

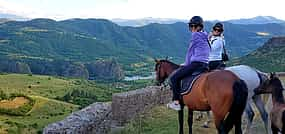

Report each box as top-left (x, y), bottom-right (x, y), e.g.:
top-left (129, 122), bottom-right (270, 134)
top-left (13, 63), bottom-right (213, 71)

top-left (167, 16), bottom-right (210, 111)
top-left (185, 31), bottom-right (210, 65)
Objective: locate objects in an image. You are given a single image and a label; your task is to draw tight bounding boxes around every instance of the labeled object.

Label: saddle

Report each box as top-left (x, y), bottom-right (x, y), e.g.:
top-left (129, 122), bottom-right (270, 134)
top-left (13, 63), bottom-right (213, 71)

top-left (180, 68), bottom-right (208, 95)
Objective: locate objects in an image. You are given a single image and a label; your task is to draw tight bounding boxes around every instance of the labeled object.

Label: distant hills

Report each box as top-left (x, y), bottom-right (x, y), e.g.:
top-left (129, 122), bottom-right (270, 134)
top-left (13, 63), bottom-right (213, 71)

top-left (0, 18), bottom-right (285, 78)
top-left (232, 36), bottom-right (285, 72)
top-left (111, 17), bottom-right (187, 27)
top-left (0, 18), bottom-right (11, 23)
top-left (227, 16), bottom-right (285, 24)
top-left (1, 12), bottom-right (284, 26)
top-left (0, 13), bottom-right (29, 21)
top-left (111, 16), bottom-right (285, 27)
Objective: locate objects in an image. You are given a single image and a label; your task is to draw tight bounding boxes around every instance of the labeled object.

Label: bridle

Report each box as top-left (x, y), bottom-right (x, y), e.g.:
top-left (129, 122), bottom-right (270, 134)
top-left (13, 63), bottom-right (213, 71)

top-left (156, 62), bottom-right (163, 86)
top-left (155, 61), bottom-right (170, 87)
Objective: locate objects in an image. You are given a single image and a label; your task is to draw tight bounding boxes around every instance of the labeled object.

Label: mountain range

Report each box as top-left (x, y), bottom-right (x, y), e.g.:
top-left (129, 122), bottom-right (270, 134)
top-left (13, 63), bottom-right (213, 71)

top-left (111, 17), bottom-right (187, 27)
top-left (111, 16), bottom-right (285, 27)
top-left (227, 16), bottom-right (285, 24)
top-left (1, 18), bottom-right (285, 78)
top-left (0, 13), bottom-right (29, 21)
top-left (1, 12), bottom-right (284, 26)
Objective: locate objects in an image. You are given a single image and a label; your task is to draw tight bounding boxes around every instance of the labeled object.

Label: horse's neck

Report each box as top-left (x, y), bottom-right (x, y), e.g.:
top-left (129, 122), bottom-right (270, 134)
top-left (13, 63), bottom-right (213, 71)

top-left (272, 89), bottom-right (285, 104)
top-left (167, 62), bottom-right (179, 75)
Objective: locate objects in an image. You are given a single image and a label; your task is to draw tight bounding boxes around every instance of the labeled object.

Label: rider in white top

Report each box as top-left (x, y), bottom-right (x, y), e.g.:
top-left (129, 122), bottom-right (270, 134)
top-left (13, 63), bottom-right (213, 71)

top-left (208, 22), bottom-right (226, 70)
top-left (209, 36), bottom-right (225, 61)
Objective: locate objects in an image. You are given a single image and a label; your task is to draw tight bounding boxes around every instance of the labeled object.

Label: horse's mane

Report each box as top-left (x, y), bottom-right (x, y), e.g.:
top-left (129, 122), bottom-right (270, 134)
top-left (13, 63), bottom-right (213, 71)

top-left (160, 60), bottom-right (180, 68)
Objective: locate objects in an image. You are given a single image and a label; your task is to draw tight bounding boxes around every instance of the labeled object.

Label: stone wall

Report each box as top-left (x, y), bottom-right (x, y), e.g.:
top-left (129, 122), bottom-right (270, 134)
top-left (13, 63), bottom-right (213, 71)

top-left (43, 102), bottom-right (112, 134)
top-left (112, 86), bottom-right (171, 125)
top-left (43, 86), bottom-right (172, 133)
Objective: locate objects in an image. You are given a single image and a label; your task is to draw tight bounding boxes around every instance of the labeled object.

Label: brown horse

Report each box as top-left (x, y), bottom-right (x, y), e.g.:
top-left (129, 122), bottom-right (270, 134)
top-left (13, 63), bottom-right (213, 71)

top-left (255, 73), bottom-right (285, 134)
top-left (155, 59), bottom-right (248, 134)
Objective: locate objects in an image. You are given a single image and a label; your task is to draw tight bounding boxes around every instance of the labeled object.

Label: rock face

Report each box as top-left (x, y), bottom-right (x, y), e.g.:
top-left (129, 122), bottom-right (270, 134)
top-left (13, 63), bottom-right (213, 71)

top-left (43, 102), bottom-right (112, 134)
top-left (0, 61), bottom-right (31, 74)
top-left (0, 58), bottom-right (124, 80)
top-left (263, 36), bottom-right (285, 48)
top-left (25, 60), bottom-right (90, 79)
top-left (8, 61), bottom-right (31, 74)
top-left (86, 59), bottom-right (124, 80)
top-left (62, 63), bottom-right (89, 79)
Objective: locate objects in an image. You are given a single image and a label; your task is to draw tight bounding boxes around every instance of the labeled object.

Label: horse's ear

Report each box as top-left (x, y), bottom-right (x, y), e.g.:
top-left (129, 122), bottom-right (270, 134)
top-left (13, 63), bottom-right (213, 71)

top-left (154, 58), bottom-right (160, 63)
top-left (265, 73), bottom-right (270, 78)
top-left (270, 72), bottom-right (277, 79)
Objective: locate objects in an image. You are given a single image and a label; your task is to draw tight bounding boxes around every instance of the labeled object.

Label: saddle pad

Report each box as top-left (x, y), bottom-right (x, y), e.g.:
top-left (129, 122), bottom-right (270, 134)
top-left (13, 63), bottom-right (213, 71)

top-left (180, 74), bottom-right (202, 95)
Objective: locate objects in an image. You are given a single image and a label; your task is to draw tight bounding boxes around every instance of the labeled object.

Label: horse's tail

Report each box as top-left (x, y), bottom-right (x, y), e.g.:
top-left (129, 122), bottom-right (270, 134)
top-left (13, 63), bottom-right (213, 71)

top-left (224, 79), bottom-right (248, 132)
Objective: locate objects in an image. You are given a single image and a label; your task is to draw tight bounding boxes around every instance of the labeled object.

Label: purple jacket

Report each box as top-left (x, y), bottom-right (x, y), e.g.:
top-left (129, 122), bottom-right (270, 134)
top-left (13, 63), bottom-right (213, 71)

top-left (185, 31), bottom-right (210, 65)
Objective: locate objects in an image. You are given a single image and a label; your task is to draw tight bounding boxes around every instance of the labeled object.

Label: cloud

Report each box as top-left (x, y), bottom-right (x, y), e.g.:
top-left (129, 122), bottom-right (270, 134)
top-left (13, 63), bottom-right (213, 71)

top-left (0, 0), bottom-right (66, 19)
top-left (0, 0), bottom-right (31, 15)
top-left (0, 0), bottom-right (284, 20)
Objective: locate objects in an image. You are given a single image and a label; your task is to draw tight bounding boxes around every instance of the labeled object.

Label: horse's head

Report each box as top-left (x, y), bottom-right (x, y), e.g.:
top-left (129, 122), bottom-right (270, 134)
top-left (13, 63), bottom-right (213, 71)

top-left (255, 72), bottom-right (284, 94)
top-left (154, 59), bottom-right (168, 86)
top-left (154, 58), bottom-right (179, 86)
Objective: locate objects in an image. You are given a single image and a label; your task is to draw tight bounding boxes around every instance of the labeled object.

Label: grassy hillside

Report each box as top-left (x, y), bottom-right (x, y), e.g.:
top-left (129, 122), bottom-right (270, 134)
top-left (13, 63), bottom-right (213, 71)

top-left (0, 74), bottom-right (81, 133)
top-left (0, 73), bottom-right (127, 102)
top-left (0, 73), bottom-right (154, 133)
top-left (0, 96), bottom-right (78, 134)
top-left (231, 36), bottom-right (285, 72)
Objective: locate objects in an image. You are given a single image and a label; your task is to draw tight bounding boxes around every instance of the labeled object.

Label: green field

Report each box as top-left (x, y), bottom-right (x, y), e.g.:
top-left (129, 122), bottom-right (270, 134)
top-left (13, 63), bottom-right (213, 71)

top-left (0, 74), bottom-right (82, 133)
top-left (0, 96), bottom-right (78, 134)
top-left (0, 73), bottom-right (153, 134)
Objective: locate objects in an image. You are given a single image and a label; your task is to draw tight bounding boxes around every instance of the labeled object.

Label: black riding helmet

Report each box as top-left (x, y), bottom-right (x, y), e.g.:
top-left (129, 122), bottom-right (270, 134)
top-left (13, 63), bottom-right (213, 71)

top-left (188, 16), bottom-right (204, 27)
top-left (213, 22), bottom-right (224, 32)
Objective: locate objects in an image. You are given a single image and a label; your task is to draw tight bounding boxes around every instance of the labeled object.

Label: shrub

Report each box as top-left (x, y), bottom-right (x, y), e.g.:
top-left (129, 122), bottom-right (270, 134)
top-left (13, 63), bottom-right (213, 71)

top-left (0, 90), bottom-right (8, 100)
top-left (0, 94), bottom-right (35, 116)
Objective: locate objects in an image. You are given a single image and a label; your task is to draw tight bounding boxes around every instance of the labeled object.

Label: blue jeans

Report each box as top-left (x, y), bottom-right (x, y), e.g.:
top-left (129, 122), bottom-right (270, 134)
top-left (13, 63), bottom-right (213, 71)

top-left (169, 61), bottom-right (208, 101)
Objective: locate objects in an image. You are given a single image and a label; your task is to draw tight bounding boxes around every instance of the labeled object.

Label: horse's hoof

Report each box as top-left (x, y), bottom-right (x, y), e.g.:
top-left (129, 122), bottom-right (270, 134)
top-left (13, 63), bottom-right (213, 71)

top-left (195, 118), bottom-right (201, 121)
top-left (201, 124), bottom-right (209, 128)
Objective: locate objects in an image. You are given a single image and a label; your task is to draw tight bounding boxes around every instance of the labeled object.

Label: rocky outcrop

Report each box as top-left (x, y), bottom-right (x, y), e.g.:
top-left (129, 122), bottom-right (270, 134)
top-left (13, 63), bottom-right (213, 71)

top-left (263, 36), bottom-right (285, 48)
top-left (2, 61), bottom-right (32, 74)
top-left (26, 60), bottom-right (89, 79)
top-left (0, 58), bottom-right (124, 80)
top-left (62, 63), bottom-right (89, 79)
top-left (86, 59), bottom-right (124, 80)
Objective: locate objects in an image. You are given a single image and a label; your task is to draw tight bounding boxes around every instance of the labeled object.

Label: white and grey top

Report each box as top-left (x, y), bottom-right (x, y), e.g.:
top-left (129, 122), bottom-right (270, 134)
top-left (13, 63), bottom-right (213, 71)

top-left (208, 36), bottom-right (225, 61)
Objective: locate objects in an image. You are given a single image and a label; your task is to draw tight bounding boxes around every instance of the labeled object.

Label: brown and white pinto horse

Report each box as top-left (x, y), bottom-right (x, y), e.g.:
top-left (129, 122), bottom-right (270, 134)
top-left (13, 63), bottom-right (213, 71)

top-left (155, 59), bottom-right (248, 134)
top-left (255, 73), bottom-right (285, 134)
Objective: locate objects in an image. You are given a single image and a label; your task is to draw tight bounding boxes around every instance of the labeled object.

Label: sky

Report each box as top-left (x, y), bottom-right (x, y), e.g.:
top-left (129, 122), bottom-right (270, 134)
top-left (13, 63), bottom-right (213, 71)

top-left (0, 0), bottom-right (284, 21)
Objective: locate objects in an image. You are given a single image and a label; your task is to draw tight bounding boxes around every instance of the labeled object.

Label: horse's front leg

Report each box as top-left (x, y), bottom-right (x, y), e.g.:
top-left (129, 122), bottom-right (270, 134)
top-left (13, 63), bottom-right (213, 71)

top-left (188, 109), bottom-right (193, 134)
top-left (202, 111), bottom-right (211, 128)
top-left (178, 104), bottom-right (185, 134)
top-left (244, 103), bottom-right (255, 134)
top-left (253, 95), bottom-right (270, 134)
